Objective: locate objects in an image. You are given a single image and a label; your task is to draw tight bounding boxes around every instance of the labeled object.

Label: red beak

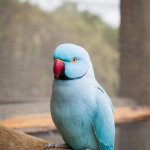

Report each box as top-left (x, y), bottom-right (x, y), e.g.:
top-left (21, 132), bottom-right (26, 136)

top-left (54, 59), bottom-right (64, 79)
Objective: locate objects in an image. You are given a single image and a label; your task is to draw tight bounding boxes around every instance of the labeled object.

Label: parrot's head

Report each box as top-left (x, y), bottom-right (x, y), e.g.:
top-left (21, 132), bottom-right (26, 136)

top-left (53, 44), bottom-right (91, 80)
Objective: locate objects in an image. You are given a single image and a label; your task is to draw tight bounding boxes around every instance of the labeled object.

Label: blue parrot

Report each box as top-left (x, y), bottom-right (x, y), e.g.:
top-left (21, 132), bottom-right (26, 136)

top-left (44, 44), bottom-right (115, 150)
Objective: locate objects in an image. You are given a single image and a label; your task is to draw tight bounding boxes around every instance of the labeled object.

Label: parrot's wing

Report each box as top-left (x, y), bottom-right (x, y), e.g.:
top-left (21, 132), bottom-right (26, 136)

top-left (92, 87), bottom-right (115, 150)
top-left (95, 80), bottom-right (114, 114)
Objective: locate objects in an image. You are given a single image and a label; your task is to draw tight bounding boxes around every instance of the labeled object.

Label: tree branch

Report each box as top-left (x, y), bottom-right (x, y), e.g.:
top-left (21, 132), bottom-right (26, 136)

top-left (0, 125), bottom-right (67, 150)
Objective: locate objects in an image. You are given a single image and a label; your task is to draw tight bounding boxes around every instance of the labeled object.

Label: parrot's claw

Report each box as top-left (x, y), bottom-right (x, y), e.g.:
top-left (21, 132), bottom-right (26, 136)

top-left (43, 144), bottom-right (55, 149)
top-left (43, 143), bottom-right (70, 149)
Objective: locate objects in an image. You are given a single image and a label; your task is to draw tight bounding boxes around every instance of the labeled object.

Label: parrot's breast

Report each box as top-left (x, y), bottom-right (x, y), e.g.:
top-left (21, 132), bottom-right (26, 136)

top-left (50, 78), bottom-right (100, 150)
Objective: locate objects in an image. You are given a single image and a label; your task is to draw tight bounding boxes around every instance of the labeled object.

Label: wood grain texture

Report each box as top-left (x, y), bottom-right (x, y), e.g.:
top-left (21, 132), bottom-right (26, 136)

top-left (0, 125), bottom-right (67, 150)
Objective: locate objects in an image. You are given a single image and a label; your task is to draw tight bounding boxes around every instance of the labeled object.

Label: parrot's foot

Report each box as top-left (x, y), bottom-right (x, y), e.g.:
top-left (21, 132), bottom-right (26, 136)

top-left (43, 143), bottom-right (70, 149)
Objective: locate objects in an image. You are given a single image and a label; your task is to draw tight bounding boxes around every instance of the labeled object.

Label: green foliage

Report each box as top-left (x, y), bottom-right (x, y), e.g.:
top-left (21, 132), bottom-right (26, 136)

top-left (0, 0), bottom-right (119, 99)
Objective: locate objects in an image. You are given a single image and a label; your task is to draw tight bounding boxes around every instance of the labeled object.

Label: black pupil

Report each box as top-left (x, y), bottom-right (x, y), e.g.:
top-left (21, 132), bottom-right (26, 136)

top-left (73, 58), bottom-right (76, 61)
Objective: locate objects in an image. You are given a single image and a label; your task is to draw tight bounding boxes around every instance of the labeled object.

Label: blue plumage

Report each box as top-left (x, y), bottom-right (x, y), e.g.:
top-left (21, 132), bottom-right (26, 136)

top-left (51, 44), bottom-right (115, 150)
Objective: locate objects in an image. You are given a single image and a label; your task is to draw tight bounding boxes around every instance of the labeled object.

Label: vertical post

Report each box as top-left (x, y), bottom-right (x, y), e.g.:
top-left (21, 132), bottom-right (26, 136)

top-left (119, 1), bottom-right (150, 150)
top-left (119, 0), bottom-right (150, 105)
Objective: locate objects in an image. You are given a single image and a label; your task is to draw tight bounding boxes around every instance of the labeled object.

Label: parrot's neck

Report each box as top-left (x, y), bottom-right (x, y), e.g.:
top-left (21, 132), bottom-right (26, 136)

top-left (84, 61), bottom-right (95, 79)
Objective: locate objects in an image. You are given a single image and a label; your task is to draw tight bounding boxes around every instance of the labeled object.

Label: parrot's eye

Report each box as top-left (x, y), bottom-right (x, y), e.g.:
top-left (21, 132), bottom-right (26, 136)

top-left (71, 57), bottom-right (77, 63)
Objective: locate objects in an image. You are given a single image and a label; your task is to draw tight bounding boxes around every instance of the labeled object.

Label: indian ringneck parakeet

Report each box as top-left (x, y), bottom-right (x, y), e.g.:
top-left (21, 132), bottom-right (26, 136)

top-left (44, 44), bottom-right (115, 150)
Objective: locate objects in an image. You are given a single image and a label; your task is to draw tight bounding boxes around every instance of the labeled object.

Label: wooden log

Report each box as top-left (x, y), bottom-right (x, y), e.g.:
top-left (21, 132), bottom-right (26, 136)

top-left (114, 106), bottom-right (150, 124)
top-left (0, 125), bottom-right (67, 150)
top-left (0, 106), bottom-right (150, 133)
top-left (0, 114), bottom-right (55, 133)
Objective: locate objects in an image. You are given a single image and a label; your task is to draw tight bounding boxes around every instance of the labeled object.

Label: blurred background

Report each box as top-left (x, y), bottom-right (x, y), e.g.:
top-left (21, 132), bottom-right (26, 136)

top-left (0, 0), bottom-right (150, 150)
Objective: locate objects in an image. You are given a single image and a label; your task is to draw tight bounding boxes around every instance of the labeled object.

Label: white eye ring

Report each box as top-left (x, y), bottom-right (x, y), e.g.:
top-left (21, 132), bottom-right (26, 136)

top-left (71, 57), bottom-right (77, 63)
